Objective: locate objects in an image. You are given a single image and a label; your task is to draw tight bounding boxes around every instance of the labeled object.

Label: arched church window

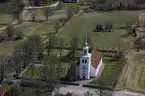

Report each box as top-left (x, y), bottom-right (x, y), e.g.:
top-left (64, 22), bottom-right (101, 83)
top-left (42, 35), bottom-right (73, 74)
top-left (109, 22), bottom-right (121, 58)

top-left (82, 59), bottom-right (84, 63)
top-left (85, 60), bottom-right (87, 63)
top-left (84, 50), bottom-right (86, 54)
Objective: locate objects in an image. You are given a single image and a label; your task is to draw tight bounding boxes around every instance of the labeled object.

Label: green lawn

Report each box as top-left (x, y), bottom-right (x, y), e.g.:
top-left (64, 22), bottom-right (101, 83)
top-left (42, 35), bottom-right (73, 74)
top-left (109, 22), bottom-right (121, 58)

top-left (32, 7), bottom-right (67, 21)
top-left (0, 22), bottom-right (53, 54)
top-left (57, 2), bottom-right (81, 10)
top-left (0, 40), bottom-right (22, 55)
top-left (15, 23), bottom-right (53, 36)
top-left (59, 11), bottom-right (141, 50)
top-left (0, 14), bottom-right (13, 24)
top-left (0, 1), bottom-right (14, 14)
top-left (101, 61), bottom-right (119, 77)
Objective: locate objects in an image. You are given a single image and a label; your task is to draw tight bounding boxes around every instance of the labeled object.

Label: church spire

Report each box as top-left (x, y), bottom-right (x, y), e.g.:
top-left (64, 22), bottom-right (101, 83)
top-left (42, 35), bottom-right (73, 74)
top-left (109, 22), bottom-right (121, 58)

top-left (85, 32), bottom-right (88, 47)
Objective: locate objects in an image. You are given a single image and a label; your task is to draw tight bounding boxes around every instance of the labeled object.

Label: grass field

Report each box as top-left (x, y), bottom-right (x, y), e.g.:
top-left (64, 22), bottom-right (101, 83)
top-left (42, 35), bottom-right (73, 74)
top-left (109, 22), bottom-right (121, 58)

top-left (0, 1), bottom-right (13, 14)
top-left (0, 1), bottom-right (15, 27)
top-left (15, 23), bottom-right (53, 36)
top-left (32, 8), bottom-right (66, 20)
top-left (57, 2), bottom-right (81, 10)
top-left (0, 22), bottom-right (54, 54)
top-left (30, 2), bottom-right (82, 21)
top-left (123, 52), bottom-right (145, 92)
top-left (59, 11), bottom-right (141, 50)
top-left (0, 14), bottom-right (13, 24)
top-left (0, 40), bottom-right (23, 55)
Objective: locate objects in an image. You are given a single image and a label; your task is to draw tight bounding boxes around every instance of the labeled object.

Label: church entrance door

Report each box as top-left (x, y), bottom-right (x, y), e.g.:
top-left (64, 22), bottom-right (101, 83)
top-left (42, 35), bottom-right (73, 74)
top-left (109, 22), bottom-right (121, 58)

top-left (83, 76), bottom-right (85, 79)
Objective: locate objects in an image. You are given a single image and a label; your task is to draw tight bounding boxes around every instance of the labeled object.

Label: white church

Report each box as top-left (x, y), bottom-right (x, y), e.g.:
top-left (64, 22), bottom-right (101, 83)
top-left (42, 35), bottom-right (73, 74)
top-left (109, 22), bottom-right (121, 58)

top-left (75, 33), bottom-right (104, 80)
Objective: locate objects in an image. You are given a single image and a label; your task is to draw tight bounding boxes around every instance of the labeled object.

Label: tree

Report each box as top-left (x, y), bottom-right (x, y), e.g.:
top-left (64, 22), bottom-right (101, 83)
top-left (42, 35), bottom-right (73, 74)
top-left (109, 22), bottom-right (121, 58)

top-left (13, 34), bottom-right (42, 69)
top-left (47, 33), bottom-right (56, 56)
top-left (0, 53), bottom-right (8, 82)
top-left (12, 44), bottom-right (23, 77)
top-left (21, 34), bottom-right (42, 68)
top-left (40, 56), bottom-right (60, 95)
top-left (95, 77), bottom-right (107, 96)
top-left (104, 21), bottom-right (113, 32)
top-left (66, 7), bottom-right (74, 21)
top-left (4, 84), bottom-right (22, 96)
top-left (14, 31), bottom-right (24, 40)
top-left (12, 0), bottom-right (24, 23)
top-left (13, 7), bottom-right (22, 23)
top-left (70, 37), bottom-right (80, 58)
top-left (53, 21), bottom-right (61, 34)
top-left (57, 37), bottom-right (64, 57)
top-left (43, 7), bottom-right (53, 21)
top-left (31, 10), bottom-right (37, 22)
top-left (41, 56), bottom-right (58, 81)
top-left (5, 24), bottom-right (15, 40)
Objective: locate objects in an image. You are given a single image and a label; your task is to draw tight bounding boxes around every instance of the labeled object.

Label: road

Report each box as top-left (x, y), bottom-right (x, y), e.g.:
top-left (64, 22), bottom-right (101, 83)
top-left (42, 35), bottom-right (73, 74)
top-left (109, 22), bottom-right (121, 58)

top-left (26, 2), bottom-right (60, 9)
top-left (59, 84), bottom-right (112, 96)
top-left (59, 84), bottom-right (145, 96)
top-left (112, 91), bottom-right (145, 96)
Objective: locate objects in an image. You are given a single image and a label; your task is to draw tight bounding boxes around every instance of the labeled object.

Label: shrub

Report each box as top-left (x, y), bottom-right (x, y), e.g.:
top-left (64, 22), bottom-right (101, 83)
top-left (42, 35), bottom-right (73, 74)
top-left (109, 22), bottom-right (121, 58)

top-left (104, 21), bottom-right (113, 32)
top-left (14, 31), bottom-right (24, 40)
top-left (5, 24), bottom-right (15, 39)
top-left (0, 35), bottom-right (6, 42)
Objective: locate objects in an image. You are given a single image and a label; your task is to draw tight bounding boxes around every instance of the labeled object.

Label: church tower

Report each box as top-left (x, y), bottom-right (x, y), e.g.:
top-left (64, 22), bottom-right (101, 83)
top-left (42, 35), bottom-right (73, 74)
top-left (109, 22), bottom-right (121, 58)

top-left (79, 32), bottom-right (92, 79)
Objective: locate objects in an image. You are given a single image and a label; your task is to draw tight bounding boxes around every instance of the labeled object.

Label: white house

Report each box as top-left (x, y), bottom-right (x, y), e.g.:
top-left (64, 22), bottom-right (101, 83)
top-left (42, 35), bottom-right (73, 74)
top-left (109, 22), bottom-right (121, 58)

top-left (76, 33), bottom-right (103, 80)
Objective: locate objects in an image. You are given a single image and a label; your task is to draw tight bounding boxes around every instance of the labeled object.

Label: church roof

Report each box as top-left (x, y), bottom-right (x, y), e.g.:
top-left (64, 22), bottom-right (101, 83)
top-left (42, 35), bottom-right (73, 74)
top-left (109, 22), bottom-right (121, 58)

top-left (90, 48), bottom-right (102, 69)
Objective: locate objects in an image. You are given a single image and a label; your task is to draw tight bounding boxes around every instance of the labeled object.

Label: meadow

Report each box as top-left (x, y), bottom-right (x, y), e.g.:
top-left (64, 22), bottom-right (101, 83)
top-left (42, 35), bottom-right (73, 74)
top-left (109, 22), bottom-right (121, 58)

top-left (58, 11), bottom-right (141, 50)
top-left (122, 53), bottom-right (145, 92)
top-left (0, 22), bottom-right (54, 54)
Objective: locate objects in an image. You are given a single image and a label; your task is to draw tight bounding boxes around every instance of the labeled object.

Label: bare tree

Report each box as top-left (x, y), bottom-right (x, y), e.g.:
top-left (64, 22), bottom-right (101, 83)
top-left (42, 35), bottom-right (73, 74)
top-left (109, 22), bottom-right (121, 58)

top-left (41, 56), bottom-right (58, 80)
top-left (53, 21), bottom-right (61, 34)
top-left (70, 37), bottom-right (80, 58)
top-left (95, 77), bottom-right (107, 96)
top-left (43, 7), bottom-right (53, 21)
top-left (22, 34), bottom-right (42, 68)
top-left (40, 56), bottom-right (60, 95)
top-left (13, 7), bottom-right (22, 23)
top-left (4, 84), bottom-right (22, 96)
top-left (31, 10), bottom-right (37, 22)
top-left (12, 44), bottom-right (23, 77)
top-left (66, 7), bottom-right (74, 21)
top-left (0, 53), bottom-right (8, 81)
top-left (5, 24), bottom-right (15, 40)
top-left (47, 33), bottom-right (56, 56)
top-left (57, 37), bottom-right (64, 57)
top-left (13, 34), bottom-right (42, 70)
top-left (12, 0), bottom-right (24, 23)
